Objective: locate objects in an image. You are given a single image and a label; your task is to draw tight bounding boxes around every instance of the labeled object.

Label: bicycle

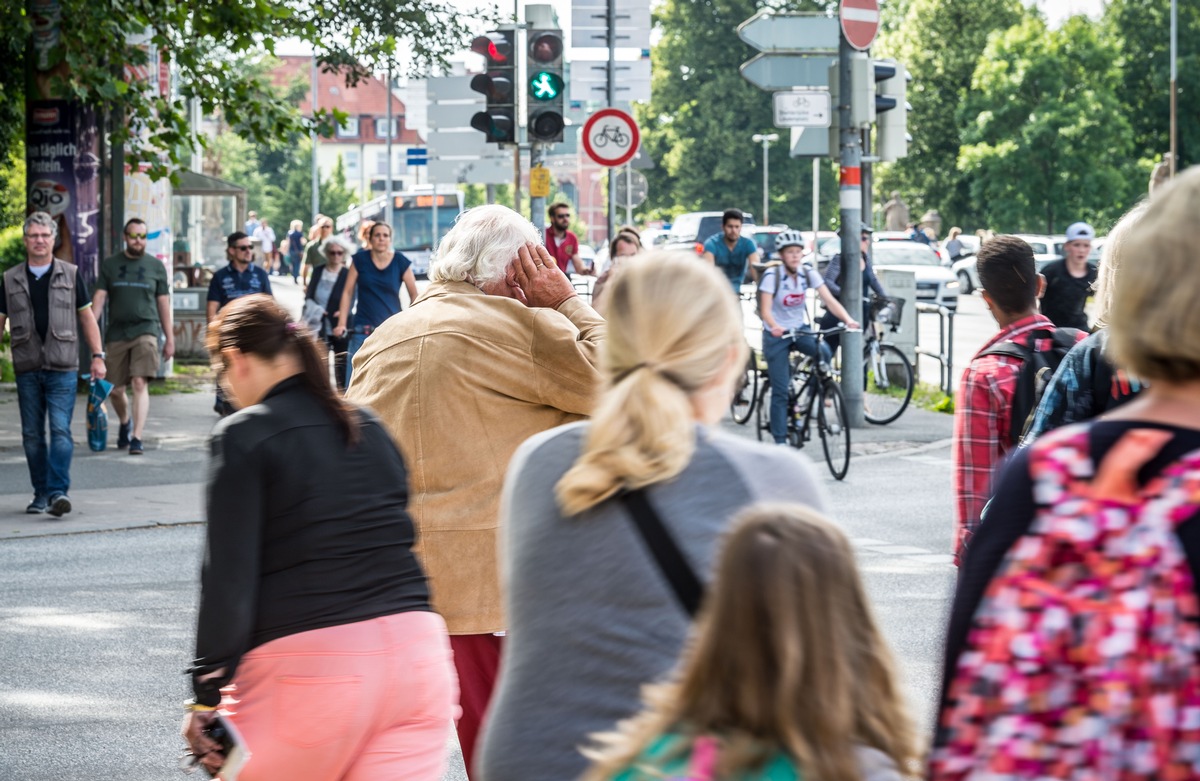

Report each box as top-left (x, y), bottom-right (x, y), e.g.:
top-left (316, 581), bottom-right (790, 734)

top-left (593, 125), bottom-right (630, 148)
top-left (729, 350), bottom-right (763, 424)
top-left (860, 296), bottom-right (915, 425)
top-left (754, 326), bottom-right (851, 480)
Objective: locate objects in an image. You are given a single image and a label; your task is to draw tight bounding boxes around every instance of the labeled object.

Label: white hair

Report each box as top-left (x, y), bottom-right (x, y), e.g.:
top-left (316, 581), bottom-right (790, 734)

top-left (429, 205), bottom-right (540, 284)
top-left (24, 211), bottom-right (57, 240)
top-left (320, 234), bottom-right (355, 260)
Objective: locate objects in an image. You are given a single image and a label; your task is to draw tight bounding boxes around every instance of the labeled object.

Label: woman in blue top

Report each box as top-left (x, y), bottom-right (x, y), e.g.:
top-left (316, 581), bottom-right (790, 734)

top-left (759, 229), bottom-right (858, 445)
top-left (333, 222), bottom-right (418, 385)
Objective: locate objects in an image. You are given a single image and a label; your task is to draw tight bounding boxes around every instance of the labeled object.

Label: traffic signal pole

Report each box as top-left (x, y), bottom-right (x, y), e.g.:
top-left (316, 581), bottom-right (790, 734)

top-left (837, 34), bottom-right (865, 428)
top-left (605, 0), bottom-right (616, 240)
top-left (531, 142), bottom-right (546, 231)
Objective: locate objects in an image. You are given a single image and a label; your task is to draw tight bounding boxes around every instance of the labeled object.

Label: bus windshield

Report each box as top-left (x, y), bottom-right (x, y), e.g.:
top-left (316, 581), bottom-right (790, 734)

top-left (392, 194), bottom-right (462, 251)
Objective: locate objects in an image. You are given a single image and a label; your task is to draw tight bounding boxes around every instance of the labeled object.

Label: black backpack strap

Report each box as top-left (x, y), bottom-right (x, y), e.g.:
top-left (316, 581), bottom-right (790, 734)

top-left (619, 490), bottom-right (704, 617)
top-left (977, 342), bottom-right (1029, 361)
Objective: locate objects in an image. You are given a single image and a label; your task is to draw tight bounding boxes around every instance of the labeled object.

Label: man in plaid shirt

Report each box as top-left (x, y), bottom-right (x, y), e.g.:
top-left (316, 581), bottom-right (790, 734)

top-left (952, 235), bottom-right (1085, 564)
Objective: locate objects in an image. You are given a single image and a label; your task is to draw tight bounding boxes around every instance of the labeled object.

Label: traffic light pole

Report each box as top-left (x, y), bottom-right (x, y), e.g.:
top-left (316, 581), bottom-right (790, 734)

top-left (837, 34), bottom-right (865, 428)
top-left (605, 0), bottom-right (616, 241)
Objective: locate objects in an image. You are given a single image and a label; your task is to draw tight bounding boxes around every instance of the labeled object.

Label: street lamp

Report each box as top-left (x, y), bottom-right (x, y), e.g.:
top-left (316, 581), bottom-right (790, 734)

top-left (751, 133), bottom-right (779, 225)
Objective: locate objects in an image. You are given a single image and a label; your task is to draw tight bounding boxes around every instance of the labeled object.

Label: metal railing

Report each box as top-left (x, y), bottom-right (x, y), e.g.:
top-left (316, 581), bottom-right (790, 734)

top-left (914, 302), bottom-right (956, 394)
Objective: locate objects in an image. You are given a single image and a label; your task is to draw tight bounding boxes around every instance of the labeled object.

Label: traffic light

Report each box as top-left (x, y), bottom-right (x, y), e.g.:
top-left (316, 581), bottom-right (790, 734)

top-left (873, 59), bottom-right (910, 162)
top-left (470, 30), bottom-right (516, 144)
top-left (526, 27), bottom-right (565, 143)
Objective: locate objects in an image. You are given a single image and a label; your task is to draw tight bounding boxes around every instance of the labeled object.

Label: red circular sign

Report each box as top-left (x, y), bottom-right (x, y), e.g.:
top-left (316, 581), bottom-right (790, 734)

top-left (582, 108), bottom-right (640, 168)
top-left (840, 0), bottom-right (880, 51)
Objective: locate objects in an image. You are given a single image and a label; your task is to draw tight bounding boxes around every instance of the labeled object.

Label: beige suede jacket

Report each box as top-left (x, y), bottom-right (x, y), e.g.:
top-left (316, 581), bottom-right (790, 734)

top-left (348, 280), bottom-right (606, 634)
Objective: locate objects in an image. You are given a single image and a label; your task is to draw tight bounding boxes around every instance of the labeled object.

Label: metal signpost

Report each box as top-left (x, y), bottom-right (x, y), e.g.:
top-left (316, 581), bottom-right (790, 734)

top-left (836, 0), bottom-right (879, 427)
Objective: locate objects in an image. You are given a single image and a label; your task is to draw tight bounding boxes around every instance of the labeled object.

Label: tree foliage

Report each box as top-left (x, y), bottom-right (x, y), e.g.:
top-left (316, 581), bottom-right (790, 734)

top-left (873, 0), bottom-right (1024, 228)
top-left (1103, 0), bottom-right (1200, 170)
top-left (638, 0), bottom-right (841, 230)
top-left (956, 15), bottom-right (1137, 233)
top-left (6, 0), bottom-right (479, 181)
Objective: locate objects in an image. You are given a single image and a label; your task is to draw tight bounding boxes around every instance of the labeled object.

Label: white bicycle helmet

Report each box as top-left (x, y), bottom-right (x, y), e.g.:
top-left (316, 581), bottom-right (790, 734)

top-left (774, 229), bottom-right (805, 250)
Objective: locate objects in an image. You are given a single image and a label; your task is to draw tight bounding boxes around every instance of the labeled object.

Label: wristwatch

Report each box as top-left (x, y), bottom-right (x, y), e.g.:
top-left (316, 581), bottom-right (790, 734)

top-left (93, 352), bottom-right (106, 359)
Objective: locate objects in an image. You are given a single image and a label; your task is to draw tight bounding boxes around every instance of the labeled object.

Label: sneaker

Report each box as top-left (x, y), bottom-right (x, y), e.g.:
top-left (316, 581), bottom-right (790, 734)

top-left (129, 437), bottom-right (144, 456)
top-left (47, 494), bottom-right (71, 517)
top-left (26, 496), bottom-right (48, 514)
top-left (117, 420), bottom-right (131, 449)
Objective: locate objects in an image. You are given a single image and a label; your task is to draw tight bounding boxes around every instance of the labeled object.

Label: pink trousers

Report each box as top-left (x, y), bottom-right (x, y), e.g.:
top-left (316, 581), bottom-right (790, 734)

top-left (219, 610), bottom-right (459, 781)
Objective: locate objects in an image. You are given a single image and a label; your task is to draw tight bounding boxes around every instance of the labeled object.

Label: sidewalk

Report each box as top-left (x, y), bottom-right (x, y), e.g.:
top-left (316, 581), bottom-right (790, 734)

top-left (0, 373), bottom-right (953, 540)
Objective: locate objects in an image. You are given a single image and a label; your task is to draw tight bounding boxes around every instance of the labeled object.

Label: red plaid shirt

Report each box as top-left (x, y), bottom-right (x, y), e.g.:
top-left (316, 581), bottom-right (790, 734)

top-left (952, 314), bottom-right (1083, 563)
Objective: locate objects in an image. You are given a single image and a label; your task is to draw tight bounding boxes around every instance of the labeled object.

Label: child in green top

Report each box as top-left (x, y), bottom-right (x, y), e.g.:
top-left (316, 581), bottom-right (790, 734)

top-left (583, 504), bottom-right (918, 781)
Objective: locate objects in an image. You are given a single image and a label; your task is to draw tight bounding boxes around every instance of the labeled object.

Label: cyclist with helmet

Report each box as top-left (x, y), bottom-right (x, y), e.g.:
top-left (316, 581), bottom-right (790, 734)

top-left (759, 230), bottom-right (859, 445)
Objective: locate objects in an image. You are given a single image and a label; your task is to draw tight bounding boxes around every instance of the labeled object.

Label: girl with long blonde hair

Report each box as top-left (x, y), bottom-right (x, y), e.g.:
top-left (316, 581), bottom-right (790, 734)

top-left (584, 503), bottom-right (919, 781)
top-left (477, 252), bottom-right (831, 781)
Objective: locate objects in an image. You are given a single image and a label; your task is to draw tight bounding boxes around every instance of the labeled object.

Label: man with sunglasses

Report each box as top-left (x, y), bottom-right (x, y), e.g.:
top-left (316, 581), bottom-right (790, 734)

top-left (206, 232), bottom-right (272, 415)
top-left (92, 218), bottom-right (173, 455)
top-left (545, 203), bottom-right (589, 275)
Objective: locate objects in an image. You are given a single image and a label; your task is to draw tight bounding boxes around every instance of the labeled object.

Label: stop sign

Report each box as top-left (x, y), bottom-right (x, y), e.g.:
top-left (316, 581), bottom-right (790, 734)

top-left (840, 0), bottom-right (880, 51)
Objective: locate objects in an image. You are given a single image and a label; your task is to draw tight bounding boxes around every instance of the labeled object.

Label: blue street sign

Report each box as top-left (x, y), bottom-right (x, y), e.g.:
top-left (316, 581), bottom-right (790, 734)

top-left (407, 148), bottom-right (429, 166)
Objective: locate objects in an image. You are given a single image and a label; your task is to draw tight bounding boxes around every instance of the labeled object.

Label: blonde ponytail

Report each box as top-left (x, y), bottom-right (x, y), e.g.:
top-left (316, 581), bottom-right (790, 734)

top-left (555, 251), bottom-right (746, 516)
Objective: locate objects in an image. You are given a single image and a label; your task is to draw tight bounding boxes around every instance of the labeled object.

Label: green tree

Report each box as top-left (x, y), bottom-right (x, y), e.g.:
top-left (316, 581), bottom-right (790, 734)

top-left (267, 143), bottom-right (356, 231)
top-left (956, 15), bottom-right (1138, 233)
top-left (873, 0), bottom-right (1025, 229)
top-left (5, 0), bottom-right (479, 180)
top-left (1, 140), bottom-right (26, 228)
top-left (638, 0), bottom-right (841, 231)
top-left (1103, 0), bottom-right (1200, 172)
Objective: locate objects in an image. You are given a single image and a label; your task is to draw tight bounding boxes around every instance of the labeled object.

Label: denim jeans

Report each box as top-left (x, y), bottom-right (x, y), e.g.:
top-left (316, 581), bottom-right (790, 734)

top-left (16, 370), bottom-right (78, 498)
top-left (344, 332), bottom-right (368, 387)
top-left (762, 328), bottom-right (830, 444)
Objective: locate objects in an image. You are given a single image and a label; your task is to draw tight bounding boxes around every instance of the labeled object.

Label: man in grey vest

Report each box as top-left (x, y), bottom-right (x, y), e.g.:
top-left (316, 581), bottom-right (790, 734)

top-left (0, 211), bottom-right (107, 517)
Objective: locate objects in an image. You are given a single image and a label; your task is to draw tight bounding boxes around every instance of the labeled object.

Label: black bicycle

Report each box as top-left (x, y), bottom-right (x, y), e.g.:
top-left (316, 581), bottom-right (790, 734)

top-left (754, 326), bottom-right (851, 480)
top-left (861, 296), bottom-right (915, 425)
top-left (730, 350), bottom-right (763, 424)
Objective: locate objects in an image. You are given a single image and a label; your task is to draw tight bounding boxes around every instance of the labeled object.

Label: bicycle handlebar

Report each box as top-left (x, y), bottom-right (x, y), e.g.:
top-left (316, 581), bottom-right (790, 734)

top-left (780, 325), bottom-right (861, 340)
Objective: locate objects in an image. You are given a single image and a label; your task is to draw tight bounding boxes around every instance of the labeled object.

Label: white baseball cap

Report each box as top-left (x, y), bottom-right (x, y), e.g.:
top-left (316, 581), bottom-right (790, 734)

top-left (1065, 222), bottom-right (1095, 242)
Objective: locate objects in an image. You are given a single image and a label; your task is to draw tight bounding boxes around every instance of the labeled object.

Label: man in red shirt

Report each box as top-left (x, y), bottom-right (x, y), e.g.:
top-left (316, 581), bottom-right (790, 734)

top-left (952, 235), bottom-right (1084, 564)
top-left (544, 202), bottom-right (589, 275)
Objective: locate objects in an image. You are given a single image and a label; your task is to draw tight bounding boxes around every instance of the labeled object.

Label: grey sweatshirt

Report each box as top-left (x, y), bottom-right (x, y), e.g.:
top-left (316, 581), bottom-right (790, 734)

top-left (476, 423), bottom-right (830, 781)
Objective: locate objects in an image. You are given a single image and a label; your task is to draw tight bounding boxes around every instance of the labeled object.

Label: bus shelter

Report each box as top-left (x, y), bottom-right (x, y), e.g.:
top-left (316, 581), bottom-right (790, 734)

top-left (171, 171), bottom-right (246, 288)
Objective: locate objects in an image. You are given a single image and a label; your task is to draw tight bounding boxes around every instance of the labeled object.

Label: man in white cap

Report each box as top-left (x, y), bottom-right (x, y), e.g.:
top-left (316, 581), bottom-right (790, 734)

top-left (1039, 221), bottom-right (1097, 330)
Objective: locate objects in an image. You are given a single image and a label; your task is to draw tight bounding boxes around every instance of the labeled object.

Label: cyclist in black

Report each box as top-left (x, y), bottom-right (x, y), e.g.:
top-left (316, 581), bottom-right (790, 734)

top-left (760, 230), bottom-right (859, 445)
top-left (819, 228), bottom-right (888, 355)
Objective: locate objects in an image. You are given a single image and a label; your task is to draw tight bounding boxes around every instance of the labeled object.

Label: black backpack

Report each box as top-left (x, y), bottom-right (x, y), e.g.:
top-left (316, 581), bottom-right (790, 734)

top-left (978, 327), bottom-right (1082, 445)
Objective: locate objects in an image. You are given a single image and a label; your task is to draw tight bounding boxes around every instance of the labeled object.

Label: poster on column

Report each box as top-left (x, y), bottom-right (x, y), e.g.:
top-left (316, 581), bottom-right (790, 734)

top-left (26, 0), bottom-right (101, 284)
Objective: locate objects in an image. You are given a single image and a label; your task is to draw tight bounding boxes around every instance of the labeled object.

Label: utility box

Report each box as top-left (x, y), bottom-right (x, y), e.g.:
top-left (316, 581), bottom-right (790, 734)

top-left (172, 288), bottom-right (210, 362)
top-left (874, 268), bottom-right (917, 367)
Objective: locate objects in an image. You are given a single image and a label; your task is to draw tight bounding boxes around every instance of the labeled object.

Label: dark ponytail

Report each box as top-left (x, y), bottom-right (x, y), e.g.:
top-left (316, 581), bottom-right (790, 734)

top-left (206, 294), bottom-right (360, 445)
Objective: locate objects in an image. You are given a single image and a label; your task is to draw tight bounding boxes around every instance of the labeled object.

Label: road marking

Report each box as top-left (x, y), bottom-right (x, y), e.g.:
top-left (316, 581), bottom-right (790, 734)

top-left (850, 536), bottom-right (954, 567)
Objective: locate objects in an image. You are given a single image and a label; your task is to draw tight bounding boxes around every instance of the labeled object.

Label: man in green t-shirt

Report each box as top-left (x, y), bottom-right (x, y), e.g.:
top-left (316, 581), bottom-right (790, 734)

top-left (91, 218), bottom-right (174, 455)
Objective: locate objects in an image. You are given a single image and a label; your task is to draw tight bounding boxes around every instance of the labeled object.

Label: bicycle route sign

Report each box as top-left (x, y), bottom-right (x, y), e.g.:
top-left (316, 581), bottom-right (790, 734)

top-left (582, 107), bottom-right (640, 168)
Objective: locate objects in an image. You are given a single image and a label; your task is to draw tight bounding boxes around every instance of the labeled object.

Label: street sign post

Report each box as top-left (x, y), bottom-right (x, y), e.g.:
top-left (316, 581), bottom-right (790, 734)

top-left (840, 0), bottom-right (880, 51)
top-left (737, 12), bottom-right (839, 52)
top-left (582, 108), bottom-right (640, 167)
top-left (740, 54), bottom-right (837, 91)
top-left (773, 91), bottom-right (832, 128)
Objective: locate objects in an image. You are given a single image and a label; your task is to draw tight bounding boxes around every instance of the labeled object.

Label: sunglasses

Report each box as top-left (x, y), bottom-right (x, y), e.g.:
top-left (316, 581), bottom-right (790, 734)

top-left (554, 214), bottom-right (570, 219)
top-left (126, 233), bottom-right (147, 239)
top-left (326, 250), bottom-right (345, 257)
top-left (234, 245), bottom-right (253, 251)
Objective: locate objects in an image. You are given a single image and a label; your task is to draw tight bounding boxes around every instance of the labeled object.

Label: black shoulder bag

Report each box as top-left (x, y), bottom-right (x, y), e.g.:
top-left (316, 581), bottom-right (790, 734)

top-left (619, 489), bottom-right (704, 617)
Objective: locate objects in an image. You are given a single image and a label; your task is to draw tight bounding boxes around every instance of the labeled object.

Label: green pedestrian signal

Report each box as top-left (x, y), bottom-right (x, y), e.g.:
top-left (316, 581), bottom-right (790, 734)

top-left (529, 71), bottom-right (563, 101)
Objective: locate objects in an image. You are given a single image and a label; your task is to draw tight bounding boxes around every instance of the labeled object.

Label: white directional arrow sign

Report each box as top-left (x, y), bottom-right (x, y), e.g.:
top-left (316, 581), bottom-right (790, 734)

top-left (740, 54), bottom-right (838, 91)
top-left (737, 11), bottom-right (840, 52)
top-left (773, 91), bottom-right (832, 128)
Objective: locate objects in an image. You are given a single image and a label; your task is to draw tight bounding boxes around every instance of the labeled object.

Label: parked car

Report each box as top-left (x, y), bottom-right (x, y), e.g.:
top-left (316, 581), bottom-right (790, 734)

top-left (872, 240), bottom-right (960, 310)
top-left (663, 211), bottom-right (756, 254)
top-left (952, 255), bottom-right (980, 294)
top-left (1013, 234), bottom-right (1065, 273)
top-left (745, 224), bottom-right (790, 261)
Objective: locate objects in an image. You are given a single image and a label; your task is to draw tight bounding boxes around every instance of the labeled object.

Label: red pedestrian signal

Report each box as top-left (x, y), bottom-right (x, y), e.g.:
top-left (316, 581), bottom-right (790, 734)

top-left (471, 33), bottom-right (512, 65)
top-left (470, 29), bottom-right (517, 145)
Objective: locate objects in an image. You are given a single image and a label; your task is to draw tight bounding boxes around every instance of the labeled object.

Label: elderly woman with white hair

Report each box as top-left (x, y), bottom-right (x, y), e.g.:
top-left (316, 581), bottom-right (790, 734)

top-left (347, 204), bottom-right (606, 775)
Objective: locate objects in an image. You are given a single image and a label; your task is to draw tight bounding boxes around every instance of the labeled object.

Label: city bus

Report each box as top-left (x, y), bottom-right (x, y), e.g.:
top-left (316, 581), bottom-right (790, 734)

top-left (335, 188), bottom-right (464, 277)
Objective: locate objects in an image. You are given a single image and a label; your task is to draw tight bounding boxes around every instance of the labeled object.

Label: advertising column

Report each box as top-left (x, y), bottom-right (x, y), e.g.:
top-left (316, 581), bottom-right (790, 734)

top-left (26, 0), bottom-right (102, 284)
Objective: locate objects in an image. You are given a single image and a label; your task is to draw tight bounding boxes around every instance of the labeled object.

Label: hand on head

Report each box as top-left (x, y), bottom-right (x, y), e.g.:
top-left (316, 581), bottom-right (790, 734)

top-left (508, 243), bottom-right (577, 309)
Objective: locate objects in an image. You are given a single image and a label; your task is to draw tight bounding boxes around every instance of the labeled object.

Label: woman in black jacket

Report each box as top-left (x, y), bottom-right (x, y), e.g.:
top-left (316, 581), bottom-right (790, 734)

top-left (181, 295), bottom-right (456, 781)
top-left (304, 235), bottom-right (351, 389)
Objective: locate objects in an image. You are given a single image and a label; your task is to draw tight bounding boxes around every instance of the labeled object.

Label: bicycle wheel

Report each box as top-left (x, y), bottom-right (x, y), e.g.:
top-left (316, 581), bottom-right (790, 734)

top-left (863, 344), bottom-right (914, 425)
top-left (819, 380), bottom-right (851, 480)
top-left (755, 383), bottom-right (772, 442)
top-left (729, 361), bottom-right (759, 424)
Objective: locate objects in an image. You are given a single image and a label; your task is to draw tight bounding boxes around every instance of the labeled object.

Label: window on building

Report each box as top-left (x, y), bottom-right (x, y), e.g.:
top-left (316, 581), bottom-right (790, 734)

top-left (376, 151), bottom-right (390, 176)
top-left (337, 116), bottom-right (360, 138)
top-left (374, 118), bottom-right (398, 139)
top-left (344, 150), bottom-right (360, 171)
